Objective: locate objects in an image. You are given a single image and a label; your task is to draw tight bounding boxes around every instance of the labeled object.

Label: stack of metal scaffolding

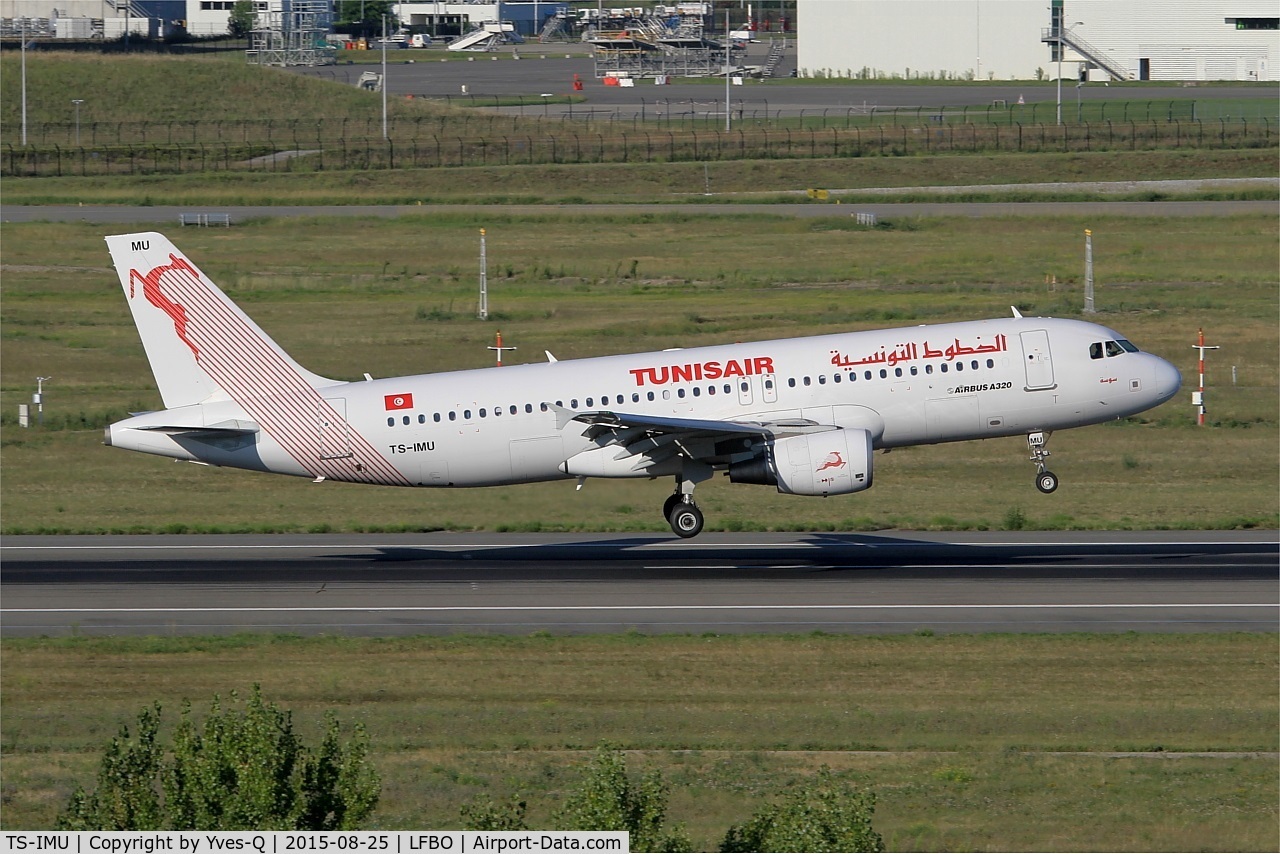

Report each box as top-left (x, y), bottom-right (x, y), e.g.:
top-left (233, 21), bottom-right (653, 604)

top-left (247, 0), bottom-right (334, 67)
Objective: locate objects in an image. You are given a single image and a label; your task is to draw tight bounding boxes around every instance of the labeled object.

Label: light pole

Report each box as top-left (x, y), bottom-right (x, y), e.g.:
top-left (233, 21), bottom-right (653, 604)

top-left (1076, 81), bottom-right (1083, 123)
top-left (72, 99), bottom-right (84, 145)
top-left (1056, 21), bottom-right (1082, 126)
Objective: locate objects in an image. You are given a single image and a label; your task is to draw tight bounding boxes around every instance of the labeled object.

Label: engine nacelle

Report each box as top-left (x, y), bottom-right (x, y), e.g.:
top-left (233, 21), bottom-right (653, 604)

top-left (730, 428), bottom-right (873, 496)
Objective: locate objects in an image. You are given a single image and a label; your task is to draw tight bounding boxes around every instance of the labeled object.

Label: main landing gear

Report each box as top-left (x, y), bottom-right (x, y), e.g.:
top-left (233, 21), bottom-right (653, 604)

top-left (663, 463), bottom-right (713, 538)
top-left (1027, 431), bottom-right (1059, 494)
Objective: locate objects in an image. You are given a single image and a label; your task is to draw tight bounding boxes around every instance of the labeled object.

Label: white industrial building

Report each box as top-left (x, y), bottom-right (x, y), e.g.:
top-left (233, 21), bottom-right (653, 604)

top-left (796, 0), bottom-right (1278, 82)
top-left (1, 1), bottom-right (566, 39)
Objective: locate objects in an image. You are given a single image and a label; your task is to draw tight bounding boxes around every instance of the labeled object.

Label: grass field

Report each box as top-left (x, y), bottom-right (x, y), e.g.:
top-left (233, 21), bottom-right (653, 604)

top-left (1, 633), bottom-right (1276, 849)
top-left (2, 214), bottom-right (1276, 534)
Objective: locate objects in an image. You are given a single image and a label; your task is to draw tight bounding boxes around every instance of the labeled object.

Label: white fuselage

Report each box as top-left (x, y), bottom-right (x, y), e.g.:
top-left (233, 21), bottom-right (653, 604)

top-left (108, 315), bottom-right (1181, 489)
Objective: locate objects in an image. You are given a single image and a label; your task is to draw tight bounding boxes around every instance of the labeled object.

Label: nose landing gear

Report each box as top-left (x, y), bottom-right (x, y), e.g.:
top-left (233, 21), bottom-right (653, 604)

top-left (1027, 431), bottom-right (1058, 494)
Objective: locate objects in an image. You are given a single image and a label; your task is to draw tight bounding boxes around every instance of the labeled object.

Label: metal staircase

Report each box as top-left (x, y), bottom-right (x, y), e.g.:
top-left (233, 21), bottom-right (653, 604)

top-left (762, 37), bottom-right (786, 77)
top-left (1041, 26), bottom-right (1132, 82)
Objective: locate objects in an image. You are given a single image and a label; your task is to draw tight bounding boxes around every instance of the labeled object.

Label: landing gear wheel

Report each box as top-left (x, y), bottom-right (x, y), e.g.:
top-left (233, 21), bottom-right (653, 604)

top-left (1035, 470), bottom-right (1059, 494)
top-left (662, 493), bottom-right (682, 523)
top-left (668, 503), bottom-right (704, 539)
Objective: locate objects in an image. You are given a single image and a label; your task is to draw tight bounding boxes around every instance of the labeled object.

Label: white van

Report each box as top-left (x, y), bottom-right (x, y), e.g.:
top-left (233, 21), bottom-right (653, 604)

top-left (410, 33), bottom-right (433, 48)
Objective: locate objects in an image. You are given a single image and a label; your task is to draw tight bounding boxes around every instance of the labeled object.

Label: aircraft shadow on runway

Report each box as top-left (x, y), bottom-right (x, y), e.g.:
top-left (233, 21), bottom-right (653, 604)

top-left (2, 534), bottom-right (1274, 586)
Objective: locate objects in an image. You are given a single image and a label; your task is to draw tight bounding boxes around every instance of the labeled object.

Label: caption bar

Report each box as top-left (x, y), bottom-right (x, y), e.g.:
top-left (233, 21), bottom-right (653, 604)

top-left (1, 834), bottom-right (628, 854)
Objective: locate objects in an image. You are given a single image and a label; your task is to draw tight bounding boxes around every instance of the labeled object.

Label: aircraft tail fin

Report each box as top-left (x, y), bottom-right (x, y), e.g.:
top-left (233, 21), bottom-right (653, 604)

top-left (106, 232), bottom-right (337, 410)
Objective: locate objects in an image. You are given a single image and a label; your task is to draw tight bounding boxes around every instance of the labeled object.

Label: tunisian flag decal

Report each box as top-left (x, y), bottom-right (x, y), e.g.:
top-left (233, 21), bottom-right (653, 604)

top-left (384, 393), bottom-right (414, 410)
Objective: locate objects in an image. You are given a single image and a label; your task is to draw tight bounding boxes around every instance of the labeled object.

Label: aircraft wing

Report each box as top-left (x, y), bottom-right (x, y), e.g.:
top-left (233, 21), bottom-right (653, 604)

top-left (560, 407), bottom-right (834, 473)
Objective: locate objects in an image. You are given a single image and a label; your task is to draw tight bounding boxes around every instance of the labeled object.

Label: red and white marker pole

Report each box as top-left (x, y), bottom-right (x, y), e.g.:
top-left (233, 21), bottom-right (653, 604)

top-left (1191, 328), bottom-right (1219, 426)
top-left (488, 330), bottom-right (517, 367)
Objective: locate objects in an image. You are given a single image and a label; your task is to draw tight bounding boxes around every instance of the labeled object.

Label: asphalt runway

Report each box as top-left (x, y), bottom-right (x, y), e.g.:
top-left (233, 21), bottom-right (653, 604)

top-left (2, 531), bottom-right (1275, 637)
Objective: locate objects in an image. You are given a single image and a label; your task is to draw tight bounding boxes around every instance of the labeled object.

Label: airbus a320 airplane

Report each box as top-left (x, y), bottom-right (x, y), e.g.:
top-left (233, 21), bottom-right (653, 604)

top-left (104, 232), bottom-right (1181, 538)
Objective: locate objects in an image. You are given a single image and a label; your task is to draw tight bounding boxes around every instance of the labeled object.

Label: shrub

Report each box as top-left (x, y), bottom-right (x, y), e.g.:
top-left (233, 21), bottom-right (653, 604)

top-left (721, 767), bottom-right (883, 853)
top-left (58, 685), bottom-right (379, 830)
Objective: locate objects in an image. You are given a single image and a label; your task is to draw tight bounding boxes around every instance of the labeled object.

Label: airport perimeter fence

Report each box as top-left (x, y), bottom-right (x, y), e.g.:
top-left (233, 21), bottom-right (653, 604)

top-left (4, 117), bottom-right (1273, 178)
top-left (11, 99), bottom-right (1276, 148)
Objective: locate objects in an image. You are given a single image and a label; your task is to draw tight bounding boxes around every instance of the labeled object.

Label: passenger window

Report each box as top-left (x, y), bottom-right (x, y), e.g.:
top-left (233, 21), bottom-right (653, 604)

top-left (818, 375), bottom-right (826, 385)
top-left (525, 404), bottom-right (533, 413)
top-left (833, 373), bottom-right (842, 383)
top-left (986, 359), bottom-right (994, 368)
top-left (692, 387), bottom-right (701, 397)
top-left (910, 366), bottom-right (918, 376)
top-left (464, 410), bottom-right (472, 420)
top-left (448, 411), bottom-right (457, 421)
top-left (894, 368), bottom-right (902, 377)
top-left (434, 413), bottom-right (441, 423)
top-left (879, 369), bottom-right (887, 379)
top-left (418, 414), bottom-right (426, 424)
top-left (493, 408), bottom-right (501, 417)
top-left (956, 362), bottom-right (964, 372)
top-left (386, 417), bottom-right (394, 427)
top-left (647, 392), bottom-right (655, 401)
top-left (585, 398), bottom-right (593, 407)
top-left (479, 408), bottom-right (487, 418)
top-left (570, 399), bottom-right (578, 408)
top-left (788, 378), bottom-right (796, 388)
top-left (864, 371), bottom-right (872, 380)
top-left (707, 385), bottom-right (715, 395)
top-left (632, 393), bottom-right (640, 403)
top-left (803, 376), bottom-right (812, 386)
top-left (940, 364), bottom-right (948, 373)
top-left (540, 402), bottom-right (549, 412)
top-left (925, 364), bottom-right (933, 375)
top-left (402, 415), bottom-right (410, 425)
top-left (677, 388), bottom-right (686, 398)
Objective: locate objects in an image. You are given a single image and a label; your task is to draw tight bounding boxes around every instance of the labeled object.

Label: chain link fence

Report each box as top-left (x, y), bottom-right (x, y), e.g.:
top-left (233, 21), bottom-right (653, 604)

top-left (5, 116), bottom-right (1273, 177)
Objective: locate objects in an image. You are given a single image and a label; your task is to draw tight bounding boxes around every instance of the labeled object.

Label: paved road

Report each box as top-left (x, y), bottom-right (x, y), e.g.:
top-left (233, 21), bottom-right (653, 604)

top-left (3, 200), bottom-right (1275, 225)
top-left (293, 46), bottom-right (1269, 118)
top-left (2, 531), bottom-right (1275, 637)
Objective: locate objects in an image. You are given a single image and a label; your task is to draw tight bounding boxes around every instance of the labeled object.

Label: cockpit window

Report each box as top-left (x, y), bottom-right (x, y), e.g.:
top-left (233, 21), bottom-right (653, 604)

top-left (1105, 340), bottom-right (1125, 357)
top-left (1116, 339), bottom-right (1139, 353)
top-left (1089, 342), bottom-right (1104, 360)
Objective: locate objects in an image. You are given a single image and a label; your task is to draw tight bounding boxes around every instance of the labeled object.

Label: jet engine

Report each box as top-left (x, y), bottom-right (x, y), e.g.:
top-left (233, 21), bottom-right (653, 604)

top-left (729, 428), bottom-right (873, 496)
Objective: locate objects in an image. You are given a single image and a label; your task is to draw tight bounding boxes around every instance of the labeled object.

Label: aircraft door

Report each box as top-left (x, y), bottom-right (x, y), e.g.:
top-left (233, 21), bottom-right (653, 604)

top-left (737, 378), bottom-right (753, 406)
top-left (318, 398), bottom-right (353, 460)
top-left (1019, 330), bottom-right (1056, 390)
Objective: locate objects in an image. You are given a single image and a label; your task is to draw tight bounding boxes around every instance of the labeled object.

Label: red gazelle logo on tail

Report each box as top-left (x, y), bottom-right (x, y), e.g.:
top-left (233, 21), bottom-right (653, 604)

top-left (130, 255), bottom-right (201, 358)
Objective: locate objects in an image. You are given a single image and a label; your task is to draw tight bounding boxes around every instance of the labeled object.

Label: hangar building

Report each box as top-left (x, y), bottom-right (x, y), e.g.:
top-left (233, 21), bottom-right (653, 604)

top-left (796, 0), bottom-right (1277, 82)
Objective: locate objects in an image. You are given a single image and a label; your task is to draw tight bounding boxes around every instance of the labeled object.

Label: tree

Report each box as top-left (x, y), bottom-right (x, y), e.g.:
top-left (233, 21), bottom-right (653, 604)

top-left (58, 686), bottom-right (380, 831)
top-left (228, 0), bottom-right (255, 38)
top-left (553, 745), bottom-right (691, 853)
top-left (721, 768), bottom-right (883, 853)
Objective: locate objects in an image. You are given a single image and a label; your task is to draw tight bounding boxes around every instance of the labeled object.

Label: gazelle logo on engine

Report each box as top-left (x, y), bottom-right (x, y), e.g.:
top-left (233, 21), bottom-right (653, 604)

top-left (815, 452), bottom-right (846, 472)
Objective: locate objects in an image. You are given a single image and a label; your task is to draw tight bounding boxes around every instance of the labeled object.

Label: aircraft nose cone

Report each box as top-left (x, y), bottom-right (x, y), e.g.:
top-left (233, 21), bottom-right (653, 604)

top-left (1153, 357), bottom-right (1181, 401)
